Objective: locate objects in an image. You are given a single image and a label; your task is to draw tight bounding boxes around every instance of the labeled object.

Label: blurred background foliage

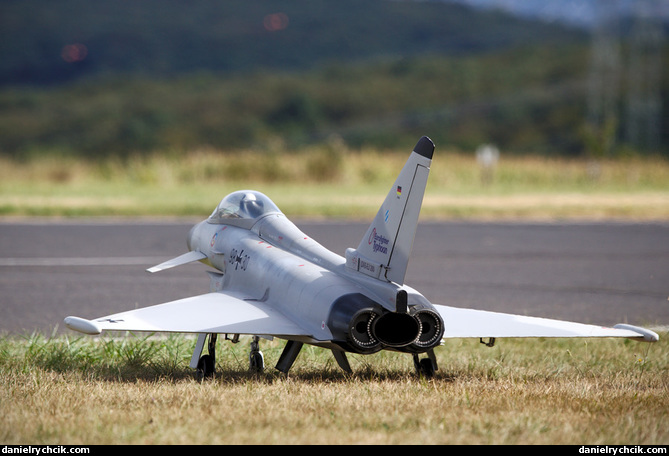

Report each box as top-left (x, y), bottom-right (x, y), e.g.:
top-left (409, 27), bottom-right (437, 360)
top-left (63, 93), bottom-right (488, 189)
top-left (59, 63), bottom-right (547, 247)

top-left (1, 0), bottom-right (667, 160)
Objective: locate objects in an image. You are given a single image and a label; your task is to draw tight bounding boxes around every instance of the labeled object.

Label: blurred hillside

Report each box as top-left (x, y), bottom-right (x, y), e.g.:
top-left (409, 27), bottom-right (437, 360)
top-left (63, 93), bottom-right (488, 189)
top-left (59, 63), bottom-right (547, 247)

top-left (0, 0), bottom-right (667, 159)
top-left (1, 0), bottom-right (582, 85)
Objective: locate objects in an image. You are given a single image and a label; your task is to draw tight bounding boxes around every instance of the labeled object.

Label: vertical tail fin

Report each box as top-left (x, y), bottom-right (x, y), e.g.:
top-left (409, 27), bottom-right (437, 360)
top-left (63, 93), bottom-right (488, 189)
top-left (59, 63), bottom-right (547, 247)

top-left (345, 136), bottom-right (434, 284)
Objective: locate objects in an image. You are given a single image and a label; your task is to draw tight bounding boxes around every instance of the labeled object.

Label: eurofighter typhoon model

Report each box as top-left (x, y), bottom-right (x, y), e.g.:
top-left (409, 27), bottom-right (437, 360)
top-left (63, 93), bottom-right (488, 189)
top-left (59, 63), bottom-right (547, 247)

top-left (65, 137), bottom-right (658, 377)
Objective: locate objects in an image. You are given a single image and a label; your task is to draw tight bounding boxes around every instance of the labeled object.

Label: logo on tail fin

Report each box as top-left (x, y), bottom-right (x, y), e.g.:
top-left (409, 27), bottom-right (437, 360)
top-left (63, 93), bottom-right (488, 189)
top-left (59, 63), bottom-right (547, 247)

top-left (368, 228), bottom-right (390, 255)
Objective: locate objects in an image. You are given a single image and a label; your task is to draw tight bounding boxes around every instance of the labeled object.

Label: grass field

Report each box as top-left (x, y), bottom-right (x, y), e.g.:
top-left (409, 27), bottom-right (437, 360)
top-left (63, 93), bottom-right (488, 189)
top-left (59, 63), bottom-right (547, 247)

top-left (1, 147), bottom-right (667, 445)
top-left (1, 145), bottom-right (669, 220)
top-left (1, 331), bottom-right (667, 445)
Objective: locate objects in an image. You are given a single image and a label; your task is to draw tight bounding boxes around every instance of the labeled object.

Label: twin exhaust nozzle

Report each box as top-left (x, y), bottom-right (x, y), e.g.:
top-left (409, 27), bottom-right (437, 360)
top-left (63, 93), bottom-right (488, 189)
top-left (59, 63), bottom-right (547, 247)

top-left (328, 291), bottom-right (445, 354)
top-left (346, 291), bottom-right (444, 353)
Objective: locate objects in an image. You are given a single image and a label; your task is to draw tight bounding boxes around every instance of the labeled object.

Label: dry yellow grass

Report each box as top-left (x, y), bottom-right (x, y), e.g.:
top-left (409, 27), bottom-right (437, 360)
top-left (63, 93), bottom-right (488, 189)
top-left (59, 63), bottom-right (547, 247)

top-left (1, 334), bottom-right (667, 445)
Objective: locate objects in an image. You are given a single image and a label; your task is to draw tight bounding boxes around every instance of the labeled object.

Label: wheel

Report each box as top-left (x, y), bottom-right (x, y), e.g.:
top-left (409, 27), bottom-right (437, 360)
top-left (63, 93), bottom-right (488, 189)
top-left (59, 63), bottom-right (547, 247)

top-left (196, 354), bottom-right (215, 380)
top-left (417, 358), bottom-right (436, 378)
top-left (249, 351), bottom-right (264, 372)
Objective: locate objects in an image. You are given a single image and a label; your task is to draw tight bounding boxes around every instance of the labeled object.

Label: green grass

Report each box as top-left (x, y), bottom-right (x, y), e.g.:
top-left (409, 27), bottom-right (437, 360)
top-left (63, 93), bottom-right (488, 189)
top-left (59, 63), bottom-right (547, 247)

top-left (1, 146), bottom-right (669, 220)
top-left (1, 331), bottom-right (666, 444)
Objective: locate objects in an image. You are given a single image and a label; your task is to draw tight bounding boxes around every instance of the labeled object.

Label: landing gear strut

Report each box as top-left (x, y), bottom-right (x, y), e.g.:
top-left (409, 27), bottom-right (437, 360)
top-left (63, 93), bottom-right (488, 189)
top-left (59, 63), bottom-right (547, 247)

top-left (413, 349), bottom-right (438, 377)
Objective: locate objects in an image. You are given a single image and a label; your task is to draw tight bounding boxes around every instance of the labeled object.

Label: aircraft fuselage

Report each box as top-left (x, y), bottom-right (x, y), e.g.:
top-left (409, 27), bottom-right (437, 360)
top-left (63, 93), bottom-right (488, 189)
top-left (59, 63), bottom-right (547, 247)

top-left (187, 211), bottom-right (444, 355)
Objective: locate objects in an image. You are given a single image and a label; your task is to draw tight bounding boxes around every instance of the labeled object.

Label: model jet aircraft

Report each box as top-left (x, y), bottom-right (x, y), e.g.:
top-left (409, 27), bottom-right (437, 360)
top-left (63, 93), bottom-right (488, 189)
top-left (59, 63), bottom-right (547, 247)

top-left (64, 136), bottom-right (659, 377)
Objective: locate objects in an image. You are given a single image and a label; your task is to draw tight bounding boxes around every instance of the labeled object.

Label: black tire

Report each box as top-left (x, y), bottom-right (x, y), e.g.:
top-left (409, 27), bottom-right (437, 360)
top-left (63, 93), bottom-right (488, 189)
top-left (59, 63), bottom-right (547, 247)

top-left (418, 358), bottom-right (435, 377)
top-left (249, 352), bottom-right (264, 372)
top-left (196, 354), bottom-right (215, 380)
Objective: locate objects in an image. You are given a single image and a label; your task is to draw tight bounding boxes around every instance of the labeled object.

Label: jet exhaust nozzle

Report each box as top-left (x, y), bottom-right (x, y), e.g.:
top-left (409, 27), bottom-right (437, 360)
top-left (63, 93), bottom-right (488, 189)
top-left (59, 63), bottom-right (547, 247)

top-left (349, 309), bottom-right (381, 351)
top-left (371, 312), bottom-right (421, 348)
top-left (411, 309), bottom-right (444, 349)
top-left (329, 294), bottom-right (384, 354)
top-left (389, 307), bottom-right (446, 354)
top-left (329, 293), bottom-right (445, 353)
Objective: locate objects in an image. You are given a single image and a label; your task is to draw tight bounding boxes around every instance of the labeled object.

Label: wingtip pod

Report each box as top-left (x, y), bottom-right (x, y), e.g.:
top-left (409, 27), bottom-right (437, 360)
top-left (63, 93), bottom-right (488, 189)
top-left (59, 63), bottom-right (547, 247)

top-left (64, 316), bottom-right (102, 335)
top-left (613, 324), bottom-right (659, 342)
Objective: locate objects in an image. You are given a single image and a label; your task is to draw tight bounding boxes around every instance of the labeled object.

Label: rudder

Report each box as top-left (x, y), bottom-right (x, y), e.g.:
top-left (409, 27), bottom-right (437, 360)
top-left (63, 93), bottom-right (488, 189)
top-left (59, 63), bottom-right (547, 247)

top-left (345, 136), bottom-right (434, 284)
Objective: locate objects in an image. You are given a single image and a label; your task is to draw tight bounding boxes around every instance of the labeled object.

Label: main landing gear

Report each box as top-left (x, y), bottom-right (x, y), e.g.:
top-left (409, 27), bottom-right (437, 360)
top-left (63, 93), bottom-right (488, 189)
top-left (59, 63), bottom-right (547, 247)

top-left (191, 334), bottom-right (440, 378)
top-left (191, 333), bottom-right (308, 378)
top-left (193, 333), bottom-right (217, 380)
top-left (413, 349), bottom-right (438, 377)
top-left (191, 333), bottom-right (267, 379)
top-left (249, 336), bottom-right (264, 372)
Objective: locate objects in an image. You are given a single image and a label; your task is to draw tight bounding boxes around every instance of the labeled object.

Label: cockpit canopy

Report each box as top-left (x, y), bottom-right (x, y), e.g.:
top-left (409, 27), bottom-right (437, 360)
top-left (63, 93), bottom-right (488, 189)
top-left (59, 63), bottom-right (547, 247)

top-left (208, 191), bottom-right (281, 227)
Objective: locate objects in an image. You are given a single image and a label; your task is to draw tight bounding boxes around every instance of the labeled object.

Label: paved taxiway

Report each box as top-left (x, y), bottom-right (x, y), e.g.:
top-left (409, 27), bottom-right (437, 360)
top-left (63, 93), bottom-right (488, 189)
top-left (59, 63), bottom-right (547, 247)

top-left (1, 219), bottom-right (667, 334)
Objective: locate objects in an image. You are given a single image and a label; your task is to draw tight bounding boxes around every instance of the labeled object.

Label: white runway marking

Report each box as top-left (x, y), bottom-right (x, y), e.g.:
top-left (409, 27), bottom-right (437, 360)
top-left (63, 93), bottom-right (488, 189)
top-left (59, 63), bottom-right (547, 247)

top-left (0, 257), bottom-right (167, 267)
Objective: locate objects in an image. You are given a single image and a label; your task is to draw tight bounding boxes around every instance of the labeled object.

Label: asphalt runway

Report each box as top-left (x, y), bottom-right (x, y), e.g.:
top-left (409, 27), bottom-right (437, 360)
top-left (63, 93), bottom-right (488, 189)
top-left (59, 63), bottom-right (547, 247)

top-left (1, 219), bottom-right (667, 335)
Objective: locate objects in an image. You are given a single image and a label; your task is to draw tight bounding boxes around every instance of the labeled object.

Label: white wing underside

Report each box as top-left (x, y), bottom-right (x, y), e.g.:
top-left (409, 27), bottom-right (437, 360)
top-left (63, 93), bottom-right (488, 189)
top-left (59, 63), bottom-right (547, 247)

top-left (434, 304), bottom-right (658, 341)
top-left (65, 294), bottom-right (657, 343)
top-left (65, 291), bottom-right (311, 337)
